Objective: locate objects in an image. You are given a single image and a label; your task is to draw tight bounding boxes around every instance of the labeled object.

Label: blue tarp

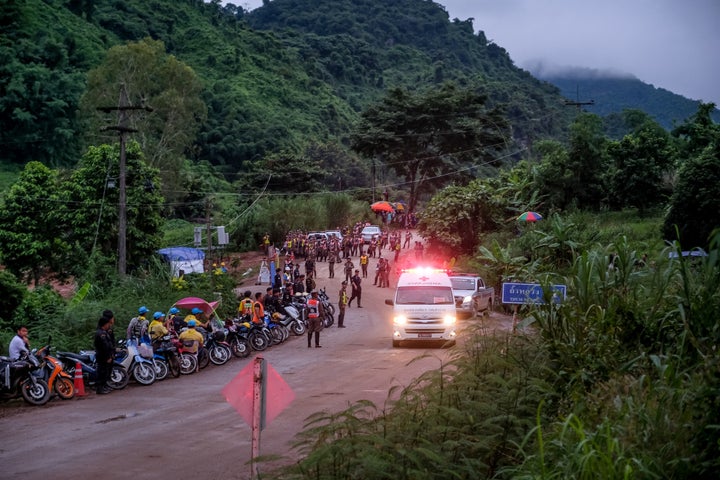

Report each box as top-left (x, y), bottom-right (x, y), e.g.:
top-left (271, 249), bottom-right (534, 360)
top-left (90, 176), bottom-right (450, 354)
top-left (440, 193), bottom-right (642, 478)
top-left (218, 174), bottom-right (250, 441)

top-left (157, 247), bottom-right (205, 275)
top-left (157, 247), bottom-right (205, 261)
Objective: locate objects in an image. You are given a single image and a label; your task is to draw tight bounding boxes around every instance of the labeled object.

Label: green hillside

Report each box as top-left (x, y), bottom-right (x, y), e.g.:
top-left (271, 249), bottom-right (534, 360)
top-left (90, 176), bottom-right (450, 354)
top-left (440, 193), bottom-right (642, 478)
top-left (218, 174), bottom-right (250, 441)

top-left (1, 0), bottom-right (576, 179)
top-left (538, 70), bottom-right (720, 132)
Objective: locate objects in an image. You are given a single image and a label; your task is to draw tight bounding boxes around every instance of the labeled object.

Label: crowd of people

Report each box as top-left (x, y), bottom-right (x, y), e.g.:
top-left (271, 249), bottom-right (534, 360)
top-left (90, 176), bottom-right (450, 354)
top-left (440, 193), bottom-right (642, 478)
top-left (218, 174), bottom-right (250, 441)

top-left (5, 223), bottom-right (427, 397)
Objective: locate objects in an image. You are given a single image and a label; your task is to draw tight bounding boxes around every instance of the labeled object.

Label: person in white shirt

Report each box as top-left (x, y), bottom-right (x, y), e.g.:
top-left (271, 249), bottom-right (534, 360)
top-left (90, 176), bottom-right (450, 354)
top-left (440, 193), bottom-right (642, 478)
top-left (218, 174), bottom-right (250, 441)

top-left (9, 325), bottom-right (30, 360)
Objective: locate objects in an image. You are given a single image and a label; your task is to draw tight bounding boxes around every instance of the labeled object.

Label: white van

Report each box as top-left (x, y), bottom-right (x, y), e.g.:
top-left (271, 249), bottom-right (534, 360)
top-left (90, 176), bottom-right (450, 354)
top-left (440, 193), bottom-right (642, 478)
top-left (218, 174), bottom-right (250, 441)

top-left (384, 267), bottom-right (457, 347)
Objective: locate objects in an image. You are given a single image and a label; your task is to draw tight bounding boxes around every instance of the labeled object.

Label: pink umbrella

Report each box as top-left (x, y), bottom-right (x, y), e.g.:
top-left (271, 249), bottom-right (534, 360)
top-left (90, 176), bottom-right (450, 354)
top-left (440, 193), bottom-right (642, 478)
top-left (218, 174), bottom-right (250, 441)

top-left (171, 297), bottom-right (219, 314)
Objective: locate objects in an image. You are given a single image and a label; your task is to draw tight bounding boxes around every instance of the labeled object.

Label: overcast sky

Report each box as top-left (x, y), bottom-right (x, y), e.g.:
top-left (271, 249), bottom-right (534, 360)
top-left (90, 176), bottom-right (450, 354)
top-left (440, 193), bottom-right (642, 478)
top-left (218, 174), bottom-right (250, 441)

top-left (232, 0), bottom-right (720, 105)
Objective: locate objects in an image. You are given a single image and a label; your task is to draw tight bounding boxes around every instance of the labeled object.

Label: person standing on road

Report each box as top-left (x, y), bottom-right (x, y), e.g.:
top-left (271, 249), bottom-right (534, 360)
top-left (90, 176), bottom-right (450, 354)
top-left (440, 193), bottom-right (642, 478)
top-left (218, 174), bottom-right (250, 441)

top-left (344, 258), bottom-right (354, 282)
top-left (8, 325), bottom-right (30, 360)
top-left (337, 281), bottom-right (348, 328)
top-left (94, 312), bottom-right (116, 395)
top-left (306, 290), bottom-right (325, 348)
top-left (348, 269), bottom-right (363, 308)
top-left (328, 248), bottom-right (336, 278)
top-left (360, 253), bottom-right (369, 278)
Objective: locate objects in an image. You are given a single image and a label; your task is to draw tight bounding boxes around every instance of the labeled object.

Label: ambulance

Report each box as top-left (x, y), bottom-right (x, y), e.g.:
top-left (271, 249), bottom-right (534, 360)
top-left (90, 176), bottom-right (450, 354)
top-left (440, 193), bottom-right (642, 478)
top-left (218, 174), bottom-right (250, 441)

top-left (384, 267), bottom-right (457, 347)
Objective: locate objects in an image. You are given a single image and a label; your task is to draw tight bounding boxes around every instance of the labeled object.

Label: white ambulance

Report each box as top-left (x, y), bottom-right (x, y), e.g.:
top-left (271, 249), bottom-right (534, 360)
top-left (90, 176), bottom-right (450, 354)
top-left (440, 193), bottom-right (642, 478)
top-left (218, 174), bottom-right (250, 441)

top-left (384, 267), bottom-right (457, 347)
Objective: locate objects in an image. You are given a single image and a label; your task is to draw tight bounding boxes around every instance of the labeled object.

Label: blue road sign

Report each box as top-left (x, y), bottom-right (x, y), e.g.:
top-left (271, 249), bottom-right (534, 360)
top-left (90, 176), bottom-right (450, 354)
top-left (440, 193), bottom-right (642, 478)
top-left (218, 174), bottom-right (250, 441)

top-left (502, 283), bottom-right (567, 305)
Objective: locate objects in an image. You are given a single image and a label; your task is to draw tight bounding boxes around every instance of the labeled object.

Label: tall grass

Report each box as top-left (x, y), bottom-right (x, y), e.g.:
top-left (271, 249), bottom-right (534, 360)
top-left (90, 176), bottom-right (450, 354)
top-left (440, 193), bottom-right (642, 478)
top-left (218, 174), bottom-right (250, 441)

top-left (265, 225), bottom-right (720, 479)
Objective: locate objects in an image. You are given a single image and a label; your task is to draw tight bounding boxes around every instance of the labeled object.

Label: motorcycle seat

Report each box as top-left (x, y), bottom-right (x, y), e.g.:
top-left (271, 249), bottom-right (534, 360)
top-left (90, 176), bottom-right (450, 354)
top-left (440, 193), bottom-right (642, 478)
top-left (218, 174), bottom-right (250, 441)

top-left (58, 351), bottom-right (95, 363)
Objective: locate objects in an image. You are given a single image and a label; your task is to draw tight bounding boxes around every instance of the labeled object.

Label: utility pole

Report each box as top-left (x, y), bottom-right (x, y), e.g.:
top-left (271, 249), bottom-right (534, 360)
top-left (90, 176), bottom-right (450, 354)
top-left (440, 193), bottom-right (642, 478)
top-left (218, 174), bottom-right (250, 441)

top-left (564, 84), bottom-right (595, 111)
top-left (99, 83), bottom-right (151, 277)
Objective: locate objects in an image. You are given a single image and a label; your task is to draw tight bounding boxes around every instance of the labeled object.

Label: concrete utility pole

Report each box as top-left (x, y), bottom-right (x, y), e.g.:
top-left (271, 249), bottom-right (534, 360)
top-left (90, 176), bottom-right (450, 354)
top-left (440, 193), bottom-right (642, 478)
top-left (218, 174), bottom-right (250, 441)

top-left (99, 83), bottom-right (152, 276)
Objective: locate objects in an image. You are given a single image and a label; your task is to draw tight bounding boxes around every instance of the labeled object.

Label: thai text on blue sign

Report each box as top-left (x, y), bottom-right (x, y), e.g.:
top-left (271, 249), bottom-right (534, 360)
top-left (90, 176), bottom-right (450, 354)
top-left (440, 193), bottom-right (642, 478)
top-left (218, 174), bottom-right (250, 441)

top-left (502, 283), bottom-right (567, 305)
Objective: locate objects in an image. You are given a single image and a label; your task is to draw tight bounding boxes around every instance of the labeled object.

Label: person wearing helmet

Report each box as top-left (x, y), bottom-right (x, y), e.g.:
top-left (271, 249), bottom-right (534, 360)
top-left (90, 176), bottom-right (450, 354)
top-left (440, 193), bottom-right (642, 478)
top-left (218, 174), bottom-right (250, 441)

top-left (167, 307), bottom-right (186, 333)
top-left (178, 319), bottom-right (203, 354)
top-left (185, 307), bottom-right (210, 331)
top-left (149, 312), bottom-right (169, 345)
top-left (127, 306), bottom-right (150, 340)
top-left (238, 291), bottom-right (254, 318)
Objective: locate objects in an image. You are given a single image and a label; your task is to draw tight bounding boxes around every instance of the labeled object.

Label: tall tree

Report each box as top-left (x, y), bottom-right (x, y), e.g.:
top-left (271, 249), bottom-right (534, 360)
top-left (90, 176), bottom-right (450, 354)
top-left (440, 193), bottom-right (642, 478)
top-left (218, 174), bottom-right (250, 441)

top-left (606, 120), bottom-right (675, 214)
top-left (535, 114), bottom-right (608, 210)
top-left (662, 135), bottom-right (720, 249)
top-left (0, 162), bottom-right (70, 285)
top-left (80, 38), bottom-right (207, 207)
top-left (351, 84), bottom-right (509, 212)
top-left (59, 143), bottom-right (164, 273)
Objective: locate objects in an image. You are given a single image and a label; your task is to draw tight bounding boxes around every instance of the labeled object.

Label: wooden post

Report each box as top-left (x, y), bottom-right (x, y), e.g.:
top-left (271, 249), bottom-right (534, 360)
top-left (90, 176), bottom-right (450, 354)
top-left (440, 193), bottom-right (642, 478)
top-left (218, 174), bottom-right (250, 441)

top-left (512, 305), bottom-right (519, 333)
top-left (251, 355), bottom-right (265, 479)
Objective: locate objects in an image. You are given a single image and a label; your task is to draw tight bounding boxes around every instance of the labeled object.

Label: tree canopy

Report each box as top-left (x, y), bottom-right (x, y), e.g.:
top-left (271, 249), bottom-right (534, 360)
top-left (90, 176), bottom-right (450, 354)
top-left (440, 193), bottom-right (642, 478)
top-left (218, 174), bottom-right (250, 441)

top-left (351, 84), bottom-right (510, 212)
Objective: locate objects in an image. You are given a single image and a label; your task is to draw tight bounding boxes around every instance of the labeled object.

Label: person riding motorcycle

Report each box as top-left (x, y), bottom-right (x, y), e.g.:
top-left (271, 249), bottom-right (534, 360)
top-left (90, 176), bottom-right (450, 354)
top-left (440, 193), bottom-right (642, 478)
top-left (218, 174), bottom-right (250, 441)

top-left (127, 306), bottom-right (150, 340)
top-left (178, 320), bottom-right (204, 354)
top-left (149, 312), bottom-right (169, 347)
top-left (167, 307), bottom-right (186, 333)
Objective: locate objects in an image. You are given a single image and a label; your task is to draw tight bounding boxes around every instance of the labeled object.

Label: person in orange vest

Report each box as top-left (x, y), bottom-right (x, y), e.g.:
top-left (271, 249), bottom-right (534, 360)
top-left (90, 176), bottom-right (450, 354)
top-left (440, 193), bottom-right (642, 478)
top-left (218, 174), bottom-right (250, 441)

top-left (306, 290), bottom-right (325, 348)
top-left (251, 302), bottom-right (265, 326)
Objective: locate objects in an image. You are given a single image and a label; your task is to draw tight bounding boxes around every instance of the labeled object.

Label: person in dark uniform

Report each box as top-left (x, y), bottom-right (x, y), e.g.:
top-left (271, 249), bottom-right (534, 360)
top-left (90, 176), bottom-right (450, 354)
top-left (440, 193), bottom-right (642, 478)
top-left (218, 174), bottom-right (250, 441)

top-left (348, 269), bottom-right (363, 308)
top-left (337, 281), bottom-right (348, 328)
top-left (94, 311), bottom-right (116, 394)
top-left (306, 290), bottom-right (325, 348)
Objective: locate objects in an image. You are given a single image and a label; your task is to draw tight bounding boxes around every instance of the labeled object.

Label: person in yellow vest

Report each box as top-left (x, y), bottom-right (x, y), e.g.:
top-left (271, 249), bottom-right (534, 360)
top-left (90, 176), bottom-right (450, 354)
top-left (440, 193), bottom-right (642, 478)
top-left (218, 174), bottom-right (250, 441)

top-left (178, 320), bottom-right (204, 354)
top-left (337, 281), bottom-right (348, 328)
top-left (238, 291), bottom-right (254, 319)
top-left (306, 290), bottom-right (325, 348)
top-left (359, 253), bottom-right (369, 278)
top-left (149, 312), bottom-right (169, 345)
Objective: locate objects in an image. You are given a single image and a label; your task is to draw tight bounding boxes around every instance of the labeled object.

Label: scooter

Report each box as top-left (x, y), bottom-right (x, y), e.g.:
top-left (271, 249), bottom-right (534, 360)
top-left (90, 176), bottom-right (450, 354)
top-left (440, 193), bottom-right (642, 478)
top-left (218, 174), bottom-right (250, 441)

top-left (56, 350), bottom-right (129, 390)
top-left (34, 340), bottom-right (74, 399)
top-left (0, 351), bottom-right (51, 405)
top-left (153, 335), bottom-right (180, 379)
top-left (114, 339), bottom-right (156, 386)
top-left (318, 287), bottom-right (335, 328)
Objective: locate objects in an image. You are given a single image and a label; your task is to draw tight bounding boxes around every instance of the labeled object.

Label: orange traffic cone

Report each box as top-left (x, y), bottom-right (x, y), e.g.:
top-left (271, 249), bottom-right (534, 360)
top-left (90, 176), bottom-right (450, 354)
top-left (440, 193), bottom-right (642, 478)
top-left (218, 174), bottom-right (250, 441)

top-left (74, 361), bottom-right (86, 397)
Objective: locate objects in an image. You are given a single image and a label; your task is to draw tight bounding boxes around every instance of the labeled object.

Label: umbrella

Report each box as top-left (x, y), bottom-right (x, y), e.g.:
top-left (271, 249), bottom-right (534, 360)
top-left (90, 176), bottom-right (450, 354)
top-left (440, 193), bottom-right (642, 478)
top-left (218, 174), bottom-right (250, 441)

top-left (517, 211), bottom-right (543, 222)
top-left (171, 296), bottom-right (220, 315)
top-left (371, 201), bottom-right (395, 213)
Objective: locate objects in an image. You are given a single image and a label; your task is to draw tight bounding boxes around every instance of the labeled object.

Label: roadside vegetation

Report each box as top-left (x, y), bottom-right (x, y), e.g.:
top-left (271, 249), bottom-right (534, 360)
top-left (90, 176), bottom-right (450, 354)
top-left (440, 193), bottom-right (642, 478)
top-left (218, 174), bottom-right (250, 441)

top-left (2, 2), bottom-right (719, 476)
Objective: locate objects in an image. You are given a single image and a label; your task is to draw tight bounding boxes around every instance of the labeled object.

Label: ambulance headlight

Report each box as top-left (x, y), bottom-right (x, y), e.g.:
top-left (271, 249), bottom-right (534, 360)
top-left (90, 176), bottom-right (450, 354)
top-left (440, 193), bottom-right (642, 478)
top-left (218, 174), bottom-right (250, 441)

top-left (443, 315), bottom-right (456, 326)
top-left (394, 315), bottom-right (407, 326)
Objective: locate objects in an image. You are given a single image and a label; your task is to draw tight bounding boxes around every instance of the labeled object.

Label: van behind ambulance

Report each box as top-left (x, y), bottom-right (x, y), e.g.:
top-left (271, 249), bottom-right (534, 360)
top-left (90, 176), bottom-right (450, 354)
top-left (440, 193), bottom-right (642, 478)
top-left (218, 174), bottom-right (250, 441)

top-left (384, 267), bottom-right (457, 347)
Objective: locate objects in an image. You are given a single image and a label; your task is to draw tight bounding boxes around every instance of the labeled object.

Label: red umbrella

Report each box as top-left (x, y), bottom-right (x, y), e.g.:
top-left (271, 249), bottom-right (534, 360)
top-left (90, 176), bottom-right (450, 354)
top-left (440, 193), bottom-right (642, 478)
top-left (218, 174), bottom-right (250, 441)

top-left (371, 201), bottom-right (395, 213)
top-left (517, 211), bottom-right (543, 222)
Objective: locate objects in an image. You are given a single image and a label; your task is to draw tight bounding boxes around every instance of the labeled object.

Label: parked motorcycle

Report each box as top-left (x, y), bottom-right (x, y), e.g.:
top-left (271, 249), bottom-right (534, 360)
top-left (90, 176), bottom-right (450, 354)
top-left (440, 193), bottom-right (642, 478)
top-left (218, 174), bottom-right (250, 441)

top-left (34, 341), bottom-right (74, 399)
top-left (319, 287), bottom-right (335, 328)
top-left (0, 351), bottom-right (51, 405)
top-left (173, 337), bottom-right (198, 375)
top-left (152, 335), bottom-right (180, 380)
top-left (56, 350), bottom-right (129, 390)
top-left (224, 321), bottom-right (251, 358)
top-left (278, 302), bottom-right (306, 335)
top-left (200, 329), bottom-right (232, 367)
top-left (115, 339), bottom-right (156, 386)
top-left (235, 318), bottom-right (271, 352)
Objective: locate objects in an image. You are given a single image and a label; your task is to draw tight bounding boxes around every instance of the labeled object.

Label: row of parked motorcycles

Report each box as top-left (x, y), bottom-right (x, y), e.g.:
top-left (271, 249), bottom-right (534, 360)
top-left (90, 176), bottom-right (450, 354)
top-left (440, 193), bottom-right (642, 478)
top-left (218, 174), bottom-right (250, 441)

top-left (0, 288), bottom-right (336, 406)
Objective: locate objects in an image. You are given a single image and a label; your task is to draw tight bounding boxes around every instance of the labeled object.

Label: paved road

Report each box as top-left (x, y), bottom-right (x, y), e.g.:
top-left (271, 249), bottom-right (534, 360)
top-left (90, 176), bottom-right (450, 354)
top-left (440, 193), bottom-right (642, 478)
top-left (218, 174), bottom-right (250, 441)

top-left (0, 248), bottom-right (510, 480)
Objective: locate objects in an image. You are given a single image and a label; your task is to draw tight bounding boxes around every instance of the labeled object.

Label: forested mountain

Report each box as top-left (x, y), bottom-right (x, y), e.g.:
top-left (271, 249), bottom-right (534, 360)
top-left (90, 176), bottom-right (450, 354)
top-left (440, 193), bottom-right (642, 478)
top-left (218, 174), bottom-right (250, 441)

top-left (534, 67), bottom-right (720, 133)
top-left (2, 0), bottom-right (575, 179)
